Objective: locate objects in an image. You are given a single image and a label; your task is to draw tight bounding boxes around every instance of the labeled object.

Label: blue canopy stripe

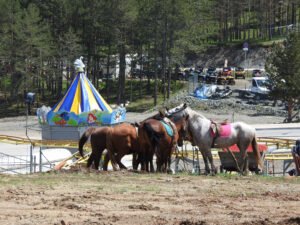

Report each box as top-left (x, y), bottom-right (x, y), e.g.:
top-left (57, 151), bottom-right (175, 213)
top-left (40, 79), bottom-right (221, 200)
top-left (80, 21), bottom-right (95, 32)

top-left (50, 72), bottom-right (112, 114)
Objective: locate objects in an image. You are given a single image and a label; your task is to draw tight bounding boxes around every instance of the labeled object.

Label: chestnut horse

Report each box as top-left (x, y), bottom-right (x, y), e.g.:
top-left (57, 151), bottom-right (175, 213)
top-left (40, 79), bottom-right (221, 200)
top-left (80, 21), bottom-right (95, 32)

top-left (79, 123), bottom-right (139, 170)
top-left (137, 112), bottom-right (189, 172)
top-left (105, 123), bottom-right (139, 171)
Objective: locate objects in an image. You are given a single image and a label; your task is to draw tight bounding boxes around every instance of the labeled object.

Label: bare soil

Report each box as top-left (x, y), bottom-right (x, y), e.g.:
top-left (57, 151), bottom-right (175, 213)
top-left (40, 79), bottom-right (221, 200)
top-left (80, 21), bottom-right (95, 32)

top-left (0, 170), bottom-right (299, 225)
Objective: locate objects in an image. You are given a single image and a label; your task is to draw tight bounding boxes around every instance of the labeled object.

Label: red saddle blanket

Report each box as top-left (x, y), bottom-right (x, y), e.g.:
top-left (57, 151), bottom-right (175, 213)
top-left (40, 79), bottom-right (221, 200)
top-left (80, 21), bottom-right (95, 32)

top-left (210, 124), bottom-right (232, 138)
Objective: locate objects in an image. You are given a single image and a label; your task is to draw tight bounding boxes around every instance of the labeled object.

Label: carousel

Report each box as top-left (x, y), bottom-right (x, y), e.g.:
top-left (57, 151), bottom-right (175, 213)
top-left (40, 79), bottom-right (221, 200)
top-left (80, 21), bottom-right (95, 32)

top-left (37, 57), bottom-right (126, 140)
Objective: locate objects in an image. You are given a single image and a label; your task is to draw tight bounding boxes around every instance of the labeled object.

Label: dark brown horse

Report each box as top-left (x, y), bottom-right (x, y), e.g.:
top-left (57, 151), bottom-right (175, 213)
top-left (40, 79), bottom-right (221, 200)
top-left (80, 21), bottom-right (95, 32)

top-left (137, 112), bottom-right (189, 172)
top-left (79, 123), bottom-right (139, 170)
top-left (79, 126), bottom-right (109, 170)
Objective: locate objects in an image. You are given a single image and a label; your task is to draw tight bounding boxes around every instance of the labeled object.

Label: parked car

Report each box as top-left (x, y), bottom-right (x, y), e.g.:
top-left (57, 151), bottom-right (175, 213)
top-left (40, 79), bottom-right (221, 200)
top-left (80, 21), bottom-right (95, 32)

top-left (205, 73), bottom-right (217, 84)
top-left (207, 67), bottom-right (216, 75)
top-left (217, 74), bottom-right (235, 85)
top-left (235, 67), bottom-right (246, 79)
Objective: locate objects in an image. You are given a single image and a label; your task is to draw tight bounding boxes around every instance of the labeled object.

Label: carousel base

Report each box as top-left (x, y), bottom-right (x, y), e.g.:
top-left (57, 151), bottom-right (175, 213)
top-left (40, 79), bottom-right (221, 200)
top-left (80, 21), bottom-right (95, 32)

top-left (41, 125), bottom-right (93, 140)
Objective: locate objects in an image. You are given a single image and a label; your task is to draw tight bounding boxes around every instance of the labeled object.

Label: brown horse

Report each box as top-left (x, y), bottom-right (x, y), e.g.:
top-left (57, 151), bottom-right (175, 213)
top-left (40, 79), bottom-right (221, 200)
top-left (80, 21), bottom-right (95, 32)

top-left (79, 123), bottom-right (139, 170)
top-left (137, 112), bottom-right (189, 172)
top-left (79, 126), bottom-right (109, 170)
top-left (105, 123), bottom-right (140, 171)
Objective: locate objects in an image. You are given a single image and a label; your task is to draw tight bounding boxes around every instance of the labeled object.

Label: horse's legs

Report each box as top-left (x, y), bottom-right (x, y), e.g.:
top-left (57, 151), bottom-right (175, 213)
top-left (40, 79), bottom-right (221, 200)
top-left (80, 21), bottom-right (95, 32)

top-left (116, 154), bottom-right (127, 170)
top-left (87, 152), bottom-right (94, 168)
top-left (102, 151), bottom-right (109, 171)
top-left (206, 149), bottom-right (217, 175)
top-left (200, 149), bottom-right (210, 175)
top-left (167, 155), bottom-right (172, 173)
top-left (132, 152), bottom-right (138, 170)
top-left (240, 150), bottom-right (249, 176)
top-left (166, 146), bottom-right (176, 174)
top-left (156, 157), bottom-right (161, 172)
top-left (93, 149), bottom-right (103, 170)
top-left (155, 145), bottom-right (162, 172)
top-left (156, 153), bottom-right (162, 172)
top-left (149, 151), bottom-right (154, 172)
top-left (238, 142), bottom-right (250, 176)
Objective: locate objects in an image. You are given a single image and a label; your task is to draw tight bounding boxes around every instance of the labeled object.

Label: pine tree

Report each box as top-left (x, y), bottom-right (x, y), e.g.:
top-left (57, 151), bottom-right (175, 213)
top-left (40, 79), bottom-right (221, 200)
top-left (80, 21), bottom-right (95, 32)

top-left (0, 0), bottom-right (22, 99)
top-left (13, 3), bottom-right (52, 105)
top-left (266, 32), bottom-right (300, 122)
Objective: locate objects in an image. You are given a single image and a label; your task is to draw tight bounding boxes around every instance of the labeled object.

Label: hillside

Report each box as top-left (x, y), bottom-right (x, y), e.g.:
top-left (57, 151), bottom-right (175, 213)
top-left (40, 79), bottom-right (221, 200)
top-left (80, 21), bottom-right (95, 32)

top-left (195, 45), bottom-right (270, 69)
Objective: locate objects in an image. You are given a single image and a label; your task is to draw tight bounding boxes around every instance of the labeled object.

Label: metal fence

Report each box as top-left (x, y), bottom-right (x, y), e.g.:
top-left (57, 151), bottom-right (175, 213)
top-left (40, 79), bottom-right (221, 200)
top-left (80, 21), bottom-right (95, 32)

top-left (0, 149), bottom-right (55, 174)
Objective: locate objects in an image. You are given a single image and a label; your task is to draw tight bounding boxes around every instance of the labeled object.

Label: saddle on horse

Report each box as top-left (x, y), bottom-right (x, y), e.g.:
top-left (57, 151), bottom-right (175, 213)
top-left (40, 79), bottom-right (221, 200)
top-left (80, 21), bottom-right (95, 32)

top-left (210, 119), bottom-right (231, 147)
top-left (160, 117), bottom-right (176, 137)
top-left (151, 109), bottom-right (177, 137)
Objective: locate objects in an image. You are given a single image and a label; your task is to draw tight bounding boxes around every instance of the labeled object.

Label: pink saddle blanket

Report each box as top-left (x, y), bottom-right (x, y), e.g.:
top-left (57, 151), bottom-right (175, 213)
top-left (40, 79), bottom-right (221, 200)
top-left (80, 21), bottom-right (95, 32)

top-left (210, 124), bottom-right (232, 137)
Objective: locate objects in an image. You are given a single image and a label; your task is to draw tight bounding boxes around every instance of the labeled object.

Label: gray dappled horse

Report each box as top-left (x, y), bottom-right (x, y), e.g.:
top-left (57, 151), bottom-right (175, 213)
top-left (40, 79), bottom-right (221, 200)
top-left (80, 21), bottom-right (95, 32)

top-left (166, 103), bottom-right (263, 175)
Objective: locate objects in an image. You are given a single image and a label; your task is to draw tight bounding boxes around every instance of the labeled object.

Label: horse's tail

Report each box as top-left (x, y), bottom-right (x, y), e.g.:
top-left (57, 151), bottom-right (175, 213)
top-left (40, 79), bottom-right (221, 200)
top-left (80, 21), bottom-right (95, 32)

top-left (143, 123), bottom-right (161, 148)
top-left (106, 127), bottom-right (118, 170)
top-left (252, 135), bottom-right (264, 171)
top-left (79, 127), bottom-right (95, 157)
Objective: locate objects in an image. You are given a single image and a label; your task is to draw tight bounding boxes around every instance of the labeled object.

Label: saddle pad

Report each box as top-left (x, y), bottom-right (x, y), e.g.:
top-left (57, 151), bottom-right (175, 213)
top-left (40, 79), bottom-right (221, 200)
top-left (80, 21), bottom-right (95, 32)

top-left (160, 121), bottom-right (174, 137)
top-left (219, 124), bottom-right (232, 137)
top-left (210, 124), bottom-right (232, 137)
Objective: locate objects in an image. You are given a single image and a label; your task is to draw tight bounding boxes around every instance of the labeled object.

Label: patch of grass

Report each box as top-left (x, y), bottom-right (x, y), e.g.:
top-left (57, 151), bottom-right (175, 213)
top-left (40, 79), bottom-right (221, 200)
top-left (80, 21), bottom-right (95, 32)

top-left (253, 38), bottom-right (285, 47)
top-left (216, 172), bottom-right (300, 184)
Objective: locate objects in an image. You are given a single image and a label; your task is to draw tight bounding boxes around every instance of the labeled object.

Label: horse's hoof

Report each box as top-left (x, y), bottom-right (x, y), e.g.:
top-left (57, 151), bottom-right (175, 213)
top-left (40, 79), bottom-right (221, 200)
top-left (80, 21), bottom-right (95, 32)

top-left (242, 171), bottom-right (249, 176)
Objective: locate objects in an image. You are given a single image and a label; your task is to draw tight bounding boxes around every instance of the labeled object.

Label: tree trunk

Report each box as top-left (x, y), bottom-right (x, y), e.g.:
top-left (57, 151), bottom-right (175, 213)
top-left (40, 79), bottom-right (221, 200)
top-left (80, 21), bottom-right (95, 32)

top-left (57, 59), bottom-right (63, 98)
top-left (106, 45), bottom-right (111, 100)
top-left (162, 15), bottom-right (167, 101)
top-left (154, 23), bottom-right (158, 106)
top-left (287, 100), bottom-right (294, 123)
top-left (139, 48), bottom-right (143, 99)
top-left (117, 44), bottom-right (126, 105)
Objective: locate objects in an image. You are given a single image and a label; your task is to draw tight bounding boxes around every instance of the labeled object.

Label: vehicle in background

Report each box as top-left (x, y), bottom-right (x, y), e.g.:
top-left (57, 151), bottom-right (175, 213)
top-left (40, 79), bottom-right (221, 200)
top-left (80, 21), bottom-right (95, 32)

top-left (252, 69), bottom-right (262, 77)
top-left (237, 76), bottom-right (271, 100)
top-left (205, 73), bottom-right (218, 84)
top-left (216, 67), bottom-right (235, 85)
top-left (195, 66), bottom-right (203, 74)
top-left (222, 67), bottom-right (232, 76)
top-left (250, 77), bottom-right (270, 96)
top-left (207, 67), bottom-right (216, 75)
top-left (217, 74), bottom-right (235, 85)
top-left (176, 67), bottom-right (190, 80)
top-left (235, 67), bottom-right (246, 79)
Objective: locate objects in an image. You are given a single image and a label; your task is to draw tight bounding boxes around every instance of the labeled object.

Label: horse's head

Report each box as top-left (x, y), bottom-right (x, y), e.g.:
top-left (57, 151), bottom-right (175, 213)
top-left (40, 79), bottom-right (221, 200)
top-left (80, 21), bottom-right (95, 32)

top-left (168, 113), bottom-right (190, 147)
top-left (165, 103), bottom-right (187, 116)
top-left (166, 103), bottom-right (191, 146)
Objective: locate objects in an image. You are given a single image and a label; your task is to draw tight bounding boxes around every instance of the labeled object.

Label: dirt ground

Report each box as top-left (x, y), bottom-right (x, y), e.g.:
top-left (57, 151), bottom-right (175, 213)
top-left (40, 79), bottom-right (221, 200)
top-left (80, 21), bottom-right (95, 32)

top-left (0, 170), bottom-right (299, 225)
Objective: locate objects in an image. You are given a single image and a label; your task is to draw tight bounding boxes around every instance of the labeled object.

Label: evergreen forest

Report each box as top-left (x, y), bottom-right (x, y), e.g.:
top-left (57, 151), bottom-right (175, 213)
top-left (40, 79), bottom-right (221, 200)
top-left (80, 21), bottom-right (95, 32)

top-left (0, 0), bottom-right (299, 113)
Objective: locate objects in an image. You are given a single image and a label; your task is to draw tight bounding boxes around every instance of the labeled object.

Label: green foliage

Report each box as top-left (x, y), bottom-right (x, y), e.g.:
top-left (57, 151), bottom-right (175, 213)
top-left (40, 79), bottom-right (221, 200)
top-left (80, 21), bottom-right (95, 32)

top-left (265, 32), bottom-right (300, 121)
top-left (0, 0), bottom-right (299, 114)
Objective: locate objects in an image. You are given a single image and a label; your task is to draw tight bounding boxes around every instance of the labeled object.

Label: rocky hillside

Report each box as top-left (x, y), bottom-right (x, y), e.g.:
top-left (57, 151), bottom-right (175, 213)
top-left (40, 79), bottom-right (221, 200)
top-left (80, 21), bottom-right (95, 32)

top-left (194, 45), bottom-right (270, 69)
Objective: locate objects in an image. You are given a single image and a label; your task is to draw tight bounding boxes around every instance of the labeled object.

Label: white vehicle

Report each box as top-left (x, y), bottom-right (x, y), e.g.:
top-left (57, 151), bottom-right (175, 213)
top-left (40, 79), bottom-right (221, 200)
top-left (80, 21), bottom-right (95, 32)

top-left (237, 76), bottom-right (271, 100)
top-left (250, 77), bottom-right (270, 95)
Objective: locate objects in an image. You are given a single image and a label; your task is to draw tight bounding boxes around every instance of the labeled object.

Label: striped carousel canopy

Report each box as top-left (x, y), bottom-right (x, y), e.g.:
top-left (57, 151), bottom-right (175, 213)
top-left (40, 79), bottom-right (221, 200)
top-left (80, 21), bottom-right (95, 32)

top-left (50, 72), bottom-right (112, 114)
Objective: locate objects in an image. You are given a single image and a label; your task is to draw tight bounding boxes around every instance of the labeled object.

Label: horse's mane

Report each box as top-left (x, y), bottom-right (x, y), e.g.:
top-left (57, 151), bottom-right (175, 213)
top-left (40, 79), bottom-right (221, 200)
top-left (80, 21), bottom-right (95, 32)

top-left (185, 107), bottom-right (208, 121)
top-left (169, 105), bottom-right (208, 122)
